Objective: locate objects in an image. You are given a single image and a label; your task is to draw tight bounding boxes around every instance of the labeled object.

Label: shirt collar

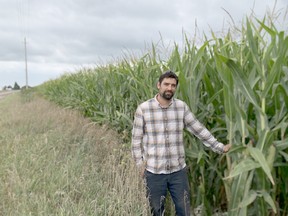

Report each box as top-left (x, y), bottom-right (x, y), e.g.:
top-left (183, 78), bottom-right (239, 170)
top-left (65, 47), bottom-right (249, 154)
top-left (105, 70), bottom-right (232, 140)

top-left (154, 94), bottom-right (174, 109)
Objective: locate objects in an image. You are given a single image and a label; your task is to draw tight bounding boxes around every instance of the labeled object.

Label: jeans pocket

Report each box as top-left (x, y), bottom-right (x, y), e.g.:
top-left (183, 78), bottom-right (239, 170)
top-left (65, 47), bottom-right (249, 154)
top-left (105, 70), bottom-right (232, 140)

top-left (145, 170), bottom-right (153, 177)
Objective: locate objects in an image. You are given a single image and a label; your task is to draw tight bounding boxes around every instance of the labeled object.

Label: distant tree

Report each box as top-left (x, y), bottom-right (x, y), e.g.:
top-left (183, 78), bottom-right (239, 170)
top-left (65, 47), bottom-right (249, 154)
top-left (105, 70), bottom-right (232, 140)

top-left (13, 82), bottom-right (20, 90)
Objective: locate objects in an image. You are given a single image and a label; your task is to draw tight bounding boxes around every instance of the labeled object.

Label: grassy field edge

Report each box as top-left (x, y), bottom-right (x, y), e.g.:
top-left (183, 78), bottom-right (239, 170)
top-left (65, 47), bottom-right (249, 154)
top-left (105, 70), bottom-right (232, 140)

top-left (0, 92), bottom-right (149, 216)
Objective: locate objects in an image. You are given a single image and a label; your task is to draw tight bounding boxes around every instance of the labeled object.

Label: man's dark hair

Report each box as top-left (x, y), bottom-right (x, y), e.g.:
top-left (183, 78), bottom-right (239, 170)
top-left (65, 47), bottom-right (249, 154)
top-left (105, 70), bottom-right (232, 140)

top-left (158, 71), bottom-right (179, 85)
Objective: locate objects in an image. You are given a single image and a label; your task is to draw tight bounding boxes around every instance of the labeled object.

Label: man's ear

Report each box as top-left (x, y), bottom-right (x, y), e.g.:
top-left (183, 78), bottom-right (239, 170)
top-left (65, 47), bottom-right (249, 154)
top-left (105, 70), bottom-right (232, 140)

top-left (157, 82), bottom-right (160, 89)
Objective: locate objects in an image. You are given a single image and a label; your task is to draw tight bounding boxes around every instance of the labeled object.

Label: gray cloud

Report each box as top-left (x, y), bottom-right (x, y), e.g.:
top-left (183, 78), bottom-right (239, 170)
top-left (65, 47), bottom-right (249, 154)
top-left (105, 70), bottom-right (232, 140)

top-left (0, 0), bottom-right (287, 87)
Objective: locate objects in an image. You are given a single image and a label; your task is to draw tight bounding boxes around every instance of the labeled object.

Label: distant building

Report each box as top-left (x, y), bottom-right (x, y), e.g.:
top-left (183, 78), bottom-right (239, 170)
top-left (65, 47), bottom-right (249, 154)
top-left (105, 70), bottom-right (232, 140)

top-left (2, 86), bottom-right (13, 91)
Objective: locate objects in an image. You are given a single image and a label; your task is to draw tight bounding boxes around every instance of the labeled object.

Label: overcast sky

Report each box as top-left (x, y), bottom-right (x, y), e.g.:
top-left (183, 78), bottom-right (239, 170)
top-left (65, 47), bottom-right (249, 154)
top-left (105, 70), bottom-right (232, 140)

top-left (0, 0), bottom-right (287, 88)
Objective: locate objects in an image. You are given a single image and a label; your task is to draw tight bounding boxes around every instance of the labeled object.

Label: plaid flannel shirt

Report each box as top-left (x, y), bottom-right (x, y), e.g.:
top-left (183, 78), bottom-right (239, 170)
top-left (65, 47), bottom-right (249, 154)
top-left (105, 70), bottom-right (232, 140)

top-left (132, 95), bottom-right (224, 174)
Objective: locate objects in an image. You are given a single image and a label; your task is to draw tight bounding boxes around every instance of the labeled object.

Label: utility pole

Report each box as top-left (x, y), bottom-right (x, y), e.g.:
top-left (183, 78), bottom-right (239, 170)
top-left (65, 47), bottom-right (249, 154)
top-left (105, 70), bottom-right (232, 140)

top-left (24, 37), bottom-right (28, 89)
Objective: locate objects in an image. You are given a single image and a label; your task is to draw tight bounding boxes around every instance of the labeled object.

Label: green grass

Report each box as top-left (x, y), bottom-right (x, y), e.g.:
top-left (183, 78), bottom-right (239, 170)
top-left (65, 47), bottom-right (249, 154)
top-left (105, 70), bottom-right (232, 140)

top-left (0, 93), bottom-right (149, 215)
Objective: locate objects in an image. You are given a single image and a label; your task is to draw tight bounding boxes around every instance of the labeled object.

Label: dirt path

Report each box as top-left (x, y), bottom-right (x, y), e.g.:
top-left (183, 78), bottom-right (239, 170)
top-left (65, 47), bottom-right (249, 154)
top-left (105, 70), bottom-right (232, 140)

top-left (0, 90), bottom-right (20, 100)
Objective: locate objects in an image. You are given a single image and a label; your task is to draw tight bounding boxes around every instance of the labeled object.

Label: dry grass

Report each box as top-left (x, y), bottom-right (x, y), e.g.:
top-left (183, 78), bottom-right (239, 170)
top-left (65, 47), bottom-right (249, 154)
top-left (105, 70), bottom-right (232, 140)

top-left (0, 92), bottom-right (149, 216)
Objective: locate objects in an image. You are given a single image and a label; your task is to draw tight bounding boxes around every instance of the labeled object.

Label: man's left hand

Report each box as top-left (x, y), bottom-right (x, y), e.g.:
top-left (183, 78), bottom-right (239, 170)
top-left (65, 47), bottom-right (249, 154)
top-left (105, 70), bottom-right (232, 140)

top-left (223, 144), bottom-right (232, 153)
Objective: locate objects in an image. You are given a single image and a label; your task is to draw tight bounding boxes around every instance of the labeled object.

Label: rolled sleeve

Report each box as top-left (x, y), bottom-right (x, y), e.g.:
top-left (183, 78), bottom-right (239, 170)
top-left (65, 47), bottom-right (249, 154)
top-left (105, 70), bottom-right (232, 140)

top-left (184, 104), bottom-right (224, 154)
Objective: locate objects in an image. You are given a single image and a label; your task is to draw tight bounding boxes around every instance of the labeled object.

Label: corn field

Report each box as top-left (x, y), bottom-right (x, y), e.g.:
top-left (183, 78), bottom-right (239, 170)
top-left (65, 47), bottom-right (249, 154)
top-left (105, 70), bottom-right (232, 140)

top-left (40, 16), bottom-right (288, 215)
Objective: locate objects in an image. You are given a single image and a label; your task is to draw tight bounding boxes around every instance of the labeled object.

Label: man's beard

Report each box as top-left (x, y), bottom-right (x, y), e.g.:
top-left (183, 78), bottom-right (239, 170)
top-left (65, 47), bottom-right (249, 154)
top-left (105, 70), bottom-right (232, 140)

top-left (161, 91), bottom-right (174, 100)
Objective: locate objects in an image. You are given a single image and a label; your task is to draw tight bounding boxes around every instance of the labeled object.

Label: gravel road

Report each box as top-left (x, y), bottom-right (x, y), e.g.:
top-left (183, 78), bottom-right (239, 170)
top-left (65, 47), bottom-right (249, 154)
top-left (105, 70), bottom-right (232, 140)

top-left (0, 90), bottom-right (19, 100)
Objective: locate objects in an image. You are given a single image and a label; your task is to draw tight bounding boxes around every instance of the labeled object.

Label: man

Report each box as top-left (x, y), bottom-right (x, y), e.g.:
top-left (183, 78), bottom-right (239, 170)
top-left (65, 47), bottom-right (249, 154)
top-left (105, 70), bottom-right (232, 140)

top-left (132, 71), bottom-right (231, 216)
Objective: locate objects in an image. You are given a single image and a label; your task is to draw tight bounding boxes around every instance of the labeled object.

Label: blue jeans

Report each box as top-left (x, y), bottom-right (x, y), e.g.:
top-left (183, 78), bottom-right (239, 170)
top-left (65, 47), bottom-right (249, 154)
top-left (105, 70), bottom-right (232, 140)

top-left (145, 168), bottom-right (190, 216)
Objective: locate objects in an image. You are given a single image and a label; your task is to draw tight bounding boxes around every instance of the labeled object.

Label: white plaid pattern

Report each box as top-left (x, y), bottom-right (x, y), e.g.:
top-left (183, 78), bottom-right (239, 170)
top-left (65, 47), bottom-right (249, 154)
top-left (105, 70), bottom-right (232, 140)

top-left (132, 95), bottom-right (224, 174)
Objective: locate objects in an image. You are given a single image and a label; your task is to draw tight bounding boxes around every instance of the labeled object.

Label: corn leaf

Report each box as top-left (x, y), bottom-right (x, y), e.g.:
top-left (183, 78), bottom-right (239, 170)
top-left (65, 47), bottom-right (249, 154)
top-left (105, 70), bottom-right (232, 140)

top-left (248, 146), bottom-right (275, 185)
top-left (261, 191), bottom-right (277, 213)
top-left (224, 158), bottom-right (260, 179)
top-left (239, 190), bottom-right (258, 208)
top-left (217, 54), bottom-right (261, 111)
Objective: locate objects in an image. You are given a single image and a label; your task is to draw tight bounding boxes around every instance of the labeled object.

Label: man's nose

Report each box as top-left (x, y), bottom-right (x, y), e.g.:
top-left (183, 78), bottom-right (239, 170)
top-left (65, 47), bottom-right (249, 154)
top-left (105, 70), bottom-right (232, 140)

top-left (167, 85), bottom-right (172, 90)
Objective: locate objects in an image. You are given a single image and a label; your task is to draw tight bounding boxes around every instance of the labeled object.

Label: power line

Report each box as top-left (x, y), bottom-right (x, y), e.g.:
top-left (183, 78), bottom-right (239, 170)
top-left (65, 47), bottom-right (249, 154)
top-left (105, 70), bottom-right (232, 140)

top-left (24, 37), bottom-right (28, 89)
top-left (17, 0), bottom-right (30, 88)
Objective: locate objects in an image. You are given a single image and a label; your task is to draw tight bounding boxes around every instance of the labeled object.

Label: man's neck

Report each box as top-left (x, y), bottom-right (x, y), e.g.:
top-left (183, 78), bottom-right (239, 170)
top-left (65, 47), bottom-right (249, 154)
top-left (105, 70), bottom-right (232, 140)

top-left (156, 94), bottom-right (172, 108)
